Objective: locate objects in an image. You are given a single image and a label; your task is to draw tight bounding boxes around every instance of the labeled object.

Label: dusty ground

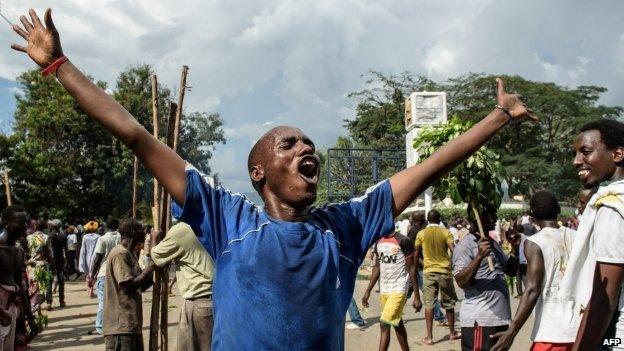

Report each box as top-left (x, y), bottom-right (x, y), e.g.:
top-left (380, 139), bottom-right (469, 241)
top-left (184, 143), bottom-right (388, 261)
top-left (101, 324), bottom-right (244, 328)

top-left (30, 272), bottom-right (533, 351)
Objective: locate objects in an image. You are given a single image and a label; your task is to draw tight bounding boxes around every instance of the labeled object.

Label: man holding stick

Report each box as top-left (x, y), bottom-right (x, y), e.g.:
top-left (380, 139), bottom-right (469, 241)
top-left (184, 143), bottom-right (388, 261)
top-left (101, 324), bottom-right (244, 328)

top-left (9, 8), bottom-right (536, 349)
top-left (453, 218), bottom-right (521, 351)
top-left (133, 216), bottom-right (215, 351)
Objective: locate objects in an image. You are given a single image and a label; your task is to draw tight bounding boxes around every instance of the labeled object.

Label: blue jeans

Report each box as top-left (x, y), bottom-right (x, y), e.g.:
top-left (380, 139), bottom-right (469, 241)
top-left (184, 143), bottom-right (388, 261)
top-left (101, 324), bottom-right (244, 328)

top-left (417, 270), bottom-right (446, 323)
top-left (347, 297), bottom-right (365, 326)
top-left (95, 276), bottom-right (106, 333)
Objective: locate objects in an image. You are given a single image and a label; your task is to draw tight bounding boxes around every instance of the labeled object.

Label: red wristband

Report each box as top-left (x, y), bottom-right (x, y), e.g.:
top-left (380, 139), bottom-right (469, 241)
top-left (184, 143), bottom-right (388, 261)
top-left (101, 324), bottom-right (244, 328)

top-left (41, 56), bottom-right (68, 77)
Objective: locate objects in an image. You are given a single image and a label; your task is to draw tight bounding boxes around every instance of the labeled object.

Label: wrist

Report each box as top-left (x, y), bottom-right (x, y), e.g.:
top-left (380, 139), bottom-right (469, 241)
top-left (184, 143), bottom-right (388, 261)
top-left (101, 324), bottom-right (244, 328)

top-left (42, 56), bottom-right (68, 77)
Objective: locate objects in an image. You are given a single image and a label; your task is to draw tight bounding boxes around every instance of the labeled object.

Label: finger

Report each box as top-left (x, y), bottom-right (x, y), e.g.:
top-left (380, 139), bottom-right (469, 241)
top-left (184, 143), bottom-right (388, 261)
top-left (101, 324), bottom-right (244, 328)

top-left (12, 25), bottom-right (29, 41)
top-left (496, 77), bottom-right (505, 96)
top-left (19, 16), bottom-right (34, 32)
top-left (514, 93), bottom-right (524, 101)
top-left (44, 8), bottom-right (57, 32)
top-left (10, 44), bottom-right (27, 53)
top-left (528, 113), bottom-right (539, 122)
top-left (29, 9), bottom-right (44, 29)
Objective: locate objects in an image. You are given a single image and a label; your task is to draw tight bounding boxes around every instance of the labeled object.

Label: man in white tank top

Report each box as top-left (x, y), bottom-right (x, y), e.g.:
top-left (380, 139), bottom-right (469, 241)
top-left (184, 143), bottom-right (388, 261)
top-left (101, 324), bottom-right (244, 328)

top-left (491, 190), bottom-right (580, 351)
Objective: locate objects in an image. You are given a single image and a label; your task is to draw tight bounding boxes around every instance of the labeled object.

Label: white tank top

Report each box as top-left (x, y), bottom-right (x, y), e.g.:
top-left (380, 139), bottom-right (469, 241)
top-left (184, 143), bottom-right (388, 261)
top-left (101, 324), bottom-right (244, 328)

top-left (527, 227), bottom-right (581, 343)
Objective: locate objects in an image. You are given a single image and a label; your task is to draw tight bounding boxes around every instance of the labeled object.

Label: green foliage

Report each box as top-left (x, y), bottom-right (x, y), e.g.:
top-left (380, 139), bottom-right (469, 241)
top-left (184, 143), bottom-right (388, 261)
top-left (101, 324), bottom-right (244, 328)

top-left (343, 71), bottom-right (622, 203)
top-left (1, 65), bottom-right (226, 219)
top-left (33, 265), bottom-right (52, 291)
top-left (414, 117), bottom-right (504, 220)
top-left (36, 313), bottom-right (48, 330)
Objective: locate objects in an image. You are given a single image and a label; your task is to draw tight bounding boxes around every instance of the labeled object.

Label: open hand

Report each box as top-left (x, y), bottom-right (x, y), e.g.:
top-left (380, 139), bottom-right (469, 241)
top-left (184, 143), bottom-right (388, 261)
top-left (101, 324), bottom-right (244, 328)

top-left (496, 78), bottom-right (538, 122)
top-left (11, 9), bottom-right (64, 67)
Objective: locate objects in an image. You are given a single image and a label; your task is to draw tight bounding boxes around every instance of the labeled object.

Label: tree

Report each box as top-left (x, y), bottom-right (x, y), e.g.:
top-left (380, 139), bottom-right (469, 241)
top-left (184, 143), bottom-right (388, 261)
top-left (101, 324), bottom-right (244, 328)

top-left (1, 65), bottom-right (226, 219)
top-left (343, 71), bottom-right (622, 202)
top-left (413, 117), bottom-right (503, 227)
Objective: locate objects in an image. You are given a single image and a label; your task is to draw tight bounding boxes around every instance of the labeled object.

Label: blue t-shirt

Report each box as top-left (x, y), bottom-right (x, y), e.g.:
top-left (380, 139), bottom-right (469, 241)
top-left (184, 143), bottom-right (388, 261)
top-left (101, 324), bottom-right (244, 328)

top-left (176, 164), bottom-right (394, 350)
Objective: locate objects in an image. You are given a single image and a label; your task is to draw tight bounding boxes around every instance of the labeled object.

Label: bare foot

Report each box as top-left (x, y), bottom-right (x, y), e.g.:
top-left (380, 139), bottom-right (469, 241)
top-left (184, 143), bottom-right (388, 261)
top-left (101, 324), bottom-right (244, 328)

top-left (449, 331), bottom-right (461, 340)
top-left (421, 337), bottom-right (434, 346)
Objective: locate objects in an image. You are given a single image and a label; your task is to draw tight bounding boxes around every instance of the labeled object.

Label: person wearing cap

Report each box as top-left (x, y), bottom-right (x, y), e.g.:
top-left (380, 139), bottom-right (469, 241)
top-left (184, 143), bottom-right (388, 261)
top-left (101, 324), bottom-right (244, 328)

top-left (78, 221), bottom-right (99, 277)
top-left (132, 205), bottom-right (215, 351)
top-left (88, 216), bottom-right (120, 335)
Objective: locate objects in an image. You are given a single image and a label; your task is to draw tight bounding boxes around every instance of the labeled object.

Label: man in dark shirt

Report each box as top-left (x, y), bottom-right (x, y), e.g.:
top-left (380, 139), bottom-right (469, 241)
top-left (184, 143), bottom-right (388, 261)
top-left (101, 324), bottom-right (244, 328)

top-left (48, 219), bottom-right (67, 308)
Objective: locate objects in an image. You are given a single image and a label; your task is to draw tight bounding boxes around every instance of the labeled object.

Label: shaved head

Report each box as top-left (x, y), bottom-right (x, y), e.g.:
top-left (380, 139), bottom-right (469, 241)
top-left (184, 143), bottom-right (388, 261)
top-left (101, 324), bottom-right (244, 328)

top-left (247, 126), bottom-right (308, 196)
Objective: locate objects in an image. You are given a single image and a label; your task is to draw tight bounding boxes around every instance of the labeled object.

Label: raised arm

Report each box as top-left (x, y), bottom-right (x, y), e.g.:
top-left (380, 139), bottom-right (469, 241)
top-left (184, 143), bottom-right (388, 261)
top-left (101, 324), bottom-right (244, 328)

top-left (389, 79), bottom-right (536, 216)
top-left (10, 9), bottom-right (186, 204)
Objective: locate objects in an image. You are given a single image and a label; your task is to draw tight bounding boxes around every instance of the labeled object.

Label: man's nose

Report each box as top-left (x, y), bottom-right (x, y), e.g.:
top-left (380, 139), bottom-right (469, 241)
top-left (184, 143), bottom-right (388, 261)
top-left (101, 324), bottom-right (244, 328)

top-left (572, 152), bottom-right (583, 168)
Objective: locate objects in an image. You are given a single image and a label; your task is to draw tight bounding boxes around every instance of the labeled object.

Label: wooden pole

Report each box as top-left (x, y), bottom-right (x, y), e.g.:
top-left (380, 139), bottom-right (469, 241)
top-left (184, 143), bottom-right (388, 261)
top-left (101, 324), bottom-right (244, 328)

top-left (148, 74), bottom-right (162, 351)
top-left (159, 66), bottom-right (188, 350)
top-left (132, 156), bottom-right (138, 219)
top-left (3, 170), bottom-right (11, 206)
top-left (471, 201), bottom-right (495, 271)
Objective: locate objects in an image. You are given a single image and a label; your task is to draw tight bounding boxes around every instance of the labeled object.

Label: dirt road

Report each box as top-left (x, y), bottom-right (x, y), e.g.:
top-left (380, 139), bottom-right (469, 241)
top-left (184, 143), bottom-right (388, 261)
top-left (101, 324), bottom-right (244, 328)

top-left (30, 275), bottom-right (533, 350)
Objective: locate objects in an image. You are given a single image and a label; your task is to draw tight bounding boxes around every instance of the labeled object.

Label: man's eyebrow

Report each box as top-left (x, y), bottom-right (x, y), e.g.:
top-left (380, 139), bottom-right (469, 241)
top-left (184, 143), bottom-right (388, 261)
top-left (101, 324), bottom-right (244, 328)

top-left (278, 135), bottom-right (297, 143)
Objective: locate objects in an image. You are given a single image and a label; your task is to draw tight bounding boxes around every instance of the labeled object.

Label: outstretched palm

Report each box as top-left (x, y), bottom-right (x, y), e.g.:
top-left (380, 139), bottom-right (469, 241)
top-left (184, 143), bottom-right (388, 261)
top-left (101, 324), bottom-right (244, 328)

top-left (11, 9), bottom-right (63, 68)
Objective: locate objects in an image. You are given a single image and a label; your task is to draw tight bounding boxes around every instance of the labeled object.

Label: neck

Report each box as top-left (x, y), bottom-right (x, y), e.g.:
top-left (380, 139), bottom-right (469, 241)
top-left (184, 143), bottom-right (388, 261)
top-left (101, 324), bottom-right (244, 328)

top-left (263, 195), bottom-right (311, 222)
top-left (1, 231), bottom-right (17, 246)
top-left (536, 219), bottom-right (559, 229)
top-left (120, 237), bottom-right (131, 248)
top-left (609, 167), bottom-right (624, 183)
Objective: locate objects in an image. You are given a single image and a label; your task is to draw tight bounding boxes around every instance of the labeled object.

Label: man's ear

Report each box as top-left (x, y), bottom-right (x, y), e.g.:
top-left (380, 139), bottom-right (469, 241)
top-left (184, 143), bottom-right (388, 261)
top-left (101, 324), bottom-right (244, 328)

top-left (250, 165), bottom-right (265, 183)
top-left (613, 146), bottom-right (624, 164)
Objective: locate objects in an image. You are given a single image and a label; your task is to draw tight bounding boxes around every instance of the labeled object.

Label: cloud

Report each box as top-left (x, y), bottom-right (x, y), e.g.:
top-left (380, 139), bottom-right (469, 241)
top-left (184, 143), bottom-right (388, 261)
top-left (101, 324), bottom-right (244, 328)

top-left (0, 0), bottom-right (622, 194)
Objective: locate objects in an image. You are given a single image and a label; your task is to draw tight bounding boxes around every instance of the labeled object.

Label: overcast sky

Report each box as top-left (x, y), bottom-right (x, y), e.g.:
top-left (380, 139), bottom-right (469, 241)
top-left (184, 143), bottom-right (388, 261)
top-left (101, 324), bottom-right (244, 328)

top-left (0, 0), bottom-right (623, 196)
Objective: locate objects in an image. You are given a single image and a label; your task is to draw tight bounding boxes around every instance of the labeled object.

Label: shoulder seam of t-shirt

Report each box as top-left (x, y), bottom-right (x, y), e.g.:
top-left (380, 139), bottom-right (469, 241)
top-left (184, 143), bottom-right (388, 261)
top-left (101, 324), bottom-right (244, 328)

top-left (186, 162), bottom-right (260, 209)
top-left (351, 179), bottom-right (387, 203)
top-left (221, 221), bottom-right (270, 255)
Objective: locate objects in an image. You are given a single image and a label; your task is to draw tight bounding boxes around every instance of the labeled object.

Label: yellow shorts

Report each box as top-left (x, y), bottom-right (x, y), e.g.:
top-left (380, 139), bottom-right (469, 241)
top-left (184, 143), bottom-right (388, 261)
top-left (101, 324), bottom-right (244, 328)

top-left (379, 293), bottom-right (407, 326)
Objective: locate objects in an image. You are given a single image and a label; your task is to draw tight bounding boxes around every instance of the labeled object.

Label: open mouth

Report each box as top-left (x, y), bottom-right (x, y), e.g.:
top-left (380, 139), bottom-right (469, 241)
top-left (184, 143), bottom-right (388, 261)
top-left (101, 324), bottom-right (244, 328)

top-left (298, 155), bottom-right (319, 184)
top-left (578, 169), bottom-right (590, 180)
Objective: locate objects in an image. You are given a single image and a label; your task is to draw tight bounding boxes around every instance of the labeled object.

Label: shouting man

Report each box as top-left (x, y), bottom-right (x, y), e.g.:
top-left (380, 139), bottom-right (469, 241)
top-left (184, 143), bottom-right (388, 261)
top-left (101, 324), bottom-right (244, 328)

top-left (9, 8), bottom-right (536, 349)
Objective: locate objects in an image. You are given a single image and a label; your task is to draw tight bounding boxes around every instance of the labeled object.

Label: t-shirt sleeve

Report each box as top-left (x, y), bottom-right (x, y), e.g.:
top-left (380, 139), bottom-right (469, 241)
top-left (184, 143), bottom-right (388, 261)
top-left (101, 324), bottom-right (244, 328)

top-left (452, 239), bottom-right (474, 276)
top-left (94, 236), bottom-right (104, 254)
top-left (339, 180), bottom-right (395, 254)
top-left (151, 228), bottom-right (182, 267)
top-left (594, 207), bottom-right (624, 264)
top-left (174, 164), bottom-right (258, 259)
top-left (445, 230), bottom-right (454, 245)
top-left (110, 252), bottom-right (134, 283)
top-left (414, 231), bottom-right (422, 247)
top-left (400, 236), bottom-right (416, 259)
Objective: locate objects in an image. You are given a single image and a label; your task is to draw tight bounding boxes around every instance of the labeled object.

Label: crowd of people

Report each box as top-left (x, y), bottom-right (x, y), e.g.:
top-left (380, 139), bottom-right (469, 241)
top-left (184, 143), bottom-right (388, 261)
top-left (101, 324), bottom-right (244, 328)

top-left (0, 6), bottom-right (622, 351)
